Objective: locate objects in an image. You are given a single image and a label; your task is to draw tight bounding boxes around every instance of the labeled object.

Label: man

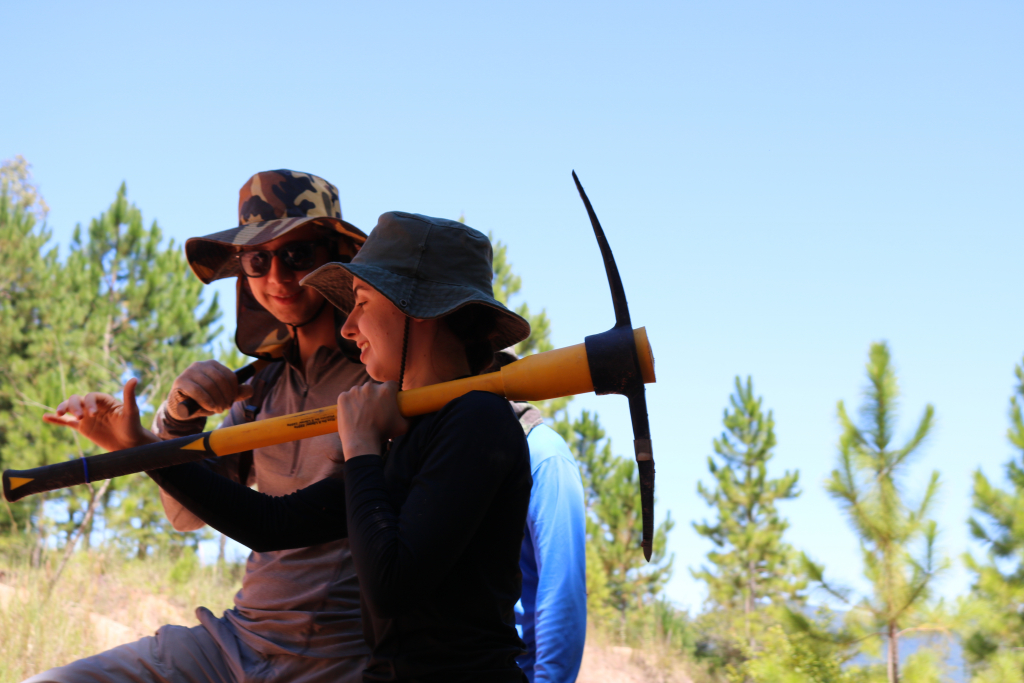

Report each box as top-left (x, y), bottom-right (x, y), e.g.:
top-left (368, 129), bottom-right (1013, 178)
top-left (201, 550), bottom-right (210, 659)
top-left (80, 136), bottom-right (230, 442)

top-left (33, 170), bottom-right (371, 683)
top-left (492, 349), bottom-right (588, 682)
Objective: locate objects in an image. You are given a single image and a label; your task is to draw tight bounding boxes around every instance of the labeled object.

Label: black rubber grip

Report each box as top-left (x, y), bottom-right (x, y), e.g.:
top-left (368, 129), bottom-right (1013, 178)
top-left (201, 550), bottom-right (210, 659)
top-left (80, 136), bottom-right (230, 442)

top-left (3, 432), bottom-right (213, 503)
top-left (178, 362), bottom-right (263, 417)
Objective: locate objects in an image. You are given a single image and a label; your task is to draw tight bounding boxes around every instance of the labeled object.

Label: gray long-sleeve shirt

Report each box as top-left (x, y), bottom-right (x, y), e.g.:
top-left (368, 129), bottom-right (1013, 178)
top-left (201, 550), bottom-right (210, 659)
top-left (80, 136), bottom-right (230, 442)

top-left (153, 345), bottom-right (371, 660)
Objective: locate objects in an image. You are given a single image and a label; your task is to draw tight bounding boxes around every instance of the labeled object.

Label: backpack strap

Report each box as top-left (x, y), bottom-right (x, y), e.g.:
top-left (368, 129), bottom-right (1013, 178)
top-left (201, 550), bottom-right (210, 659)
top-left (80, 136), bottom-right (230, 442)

top-left (237, 360), bottom-right (286, 485)
top-left (243, 360), bottom-right (285, 423)
top-left (511, 401), bottom-right (545, 438)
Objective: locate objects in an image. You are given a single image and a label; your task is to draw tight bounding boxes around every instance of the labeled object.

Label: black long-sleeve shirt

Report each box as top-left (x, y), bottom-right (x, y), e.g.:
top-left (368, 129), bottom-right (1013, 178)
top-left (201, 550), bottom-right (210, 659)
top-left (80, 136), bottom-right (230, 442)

top-left (152, 391), bottom-right (532, 682)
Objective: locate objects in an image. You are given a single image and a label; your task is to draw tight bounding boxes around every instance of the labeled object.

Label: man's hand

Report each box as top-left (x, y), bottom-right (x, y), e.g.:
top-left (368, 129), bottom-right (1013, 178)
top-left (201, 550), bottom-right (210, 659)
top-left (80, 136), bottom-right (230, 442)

top-left (166, 360), bottom-right (254, 419)
top-left (336, 381), bottom-right (409, 460)
top-left (42, 378), bottom-right (159, 452)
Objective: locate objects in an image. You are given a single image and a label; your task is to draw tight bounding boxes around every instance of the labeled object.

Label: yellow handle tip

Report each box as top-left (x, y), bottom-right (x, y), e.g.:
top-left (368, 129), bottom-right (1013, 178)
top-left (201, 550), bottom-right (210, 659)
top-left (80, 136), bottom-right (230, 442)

top-left (634, 327), bottom-right (656, 384)
top-left (8, 477), bottom-right (33, 490)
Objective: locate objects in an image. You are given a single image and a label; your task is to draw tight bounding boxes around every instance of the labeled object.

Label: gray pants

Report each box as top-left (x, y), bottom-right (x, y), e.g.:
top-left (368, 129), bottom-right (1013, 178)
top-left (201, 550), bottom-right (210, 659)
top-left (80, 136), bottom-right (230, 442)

top-left (24, 617), bottom-right (367, 683)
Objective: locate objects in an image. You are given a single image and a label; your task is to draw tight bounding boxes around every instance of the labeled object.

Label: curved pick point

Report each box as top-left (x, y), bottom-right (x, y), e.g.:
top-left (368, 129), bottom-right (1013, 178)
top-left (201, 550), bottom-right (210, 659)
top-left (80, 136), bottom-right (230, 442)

top-left (572, 171), bottom-right (631, 330)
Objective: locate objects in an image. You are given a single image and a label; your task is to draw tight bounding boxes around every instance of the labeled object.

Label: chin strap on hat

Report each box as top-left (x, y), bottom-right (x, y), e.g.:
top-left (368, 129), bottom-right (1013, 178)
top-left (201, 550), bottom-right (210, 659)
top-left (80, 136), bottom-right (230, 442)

top-left (286, 298), bottom-right (329, 359)
top-left (398, 316), bottom-right (411, 391)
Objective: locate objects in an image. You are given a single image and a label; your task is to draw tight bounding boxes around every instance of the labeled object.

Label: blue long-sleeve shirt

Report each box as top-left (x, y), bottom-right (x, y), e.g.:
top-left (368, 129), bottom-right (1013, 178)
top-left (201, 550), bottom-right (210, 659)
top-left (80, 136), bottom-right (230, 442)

top-left (514, 421), bottom-right (587, 683)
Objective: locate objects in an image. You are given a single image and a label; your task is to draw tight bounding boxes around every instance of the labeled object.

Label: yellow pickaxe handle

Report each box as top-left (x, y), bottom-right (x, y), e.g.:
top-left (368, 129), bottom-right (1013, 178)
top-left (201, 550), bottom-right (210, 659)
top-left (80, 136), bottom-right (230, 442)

top-left (3, 329), bottom-right (655, 502)
top-left (207, 328), bottom-right (654, 453)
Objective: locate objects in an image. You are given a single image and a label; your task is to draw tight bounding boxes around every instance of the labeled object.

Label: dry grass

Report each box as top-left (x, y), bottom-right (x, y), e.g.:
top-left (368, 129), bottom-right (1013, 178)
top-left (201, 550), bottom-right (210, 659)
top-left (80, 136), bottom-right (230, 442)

top-left (0, 549), bottom-right (241, 681)
top-left (1, 546), bottom-right (706, 682)
top-left (578, 627), bottom-right (700, 683)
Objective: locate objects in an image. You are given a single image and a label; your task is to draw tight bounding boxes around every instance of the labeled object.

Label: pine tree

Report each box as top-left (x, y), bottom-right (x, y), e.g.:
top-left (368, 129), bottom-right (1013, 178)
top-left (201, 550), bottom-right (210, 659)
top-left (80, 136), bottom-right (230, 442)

top-left (487, 229), bottom-right (676, 641)
top-left (0, 172), bottom-right (221, 561)
top-left (565, 410), bottom-right (674, 637)
top-left (813, 342), bottom-right (944, 683)
top-left (69, 184), bottom-right (221, 559)
top-left (489, 234), bottom-right (563, 417)
top-left (692, 376), bottom-right (803, 650)
top-left (0, 159), bottom-right (58, 540)
top-left (961, 356), bottom-right (1024, 678)
top-left (0, 155), bottom-right (49, 220)
top-left (490, 235), bottom-right (553, 355)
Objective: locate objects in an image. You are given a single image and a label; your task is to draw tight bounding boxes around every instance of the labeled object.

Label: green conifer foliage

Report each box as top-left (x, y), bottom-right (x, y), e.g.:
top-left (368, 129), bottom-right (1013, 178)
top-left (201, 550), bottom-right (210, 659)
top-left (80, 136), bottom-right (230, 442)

top-left (490, 235), bottom-right (554, 356)
top-left (0, 161), bottom-right (59, 539)
top-left (490, 235), bottom-right (563, 417)
top-left (0, 169), bottom-right (220, 560)
top-left (69, 184), bottom-right (221, 558)
top-left (819, 342), bottom-right (944, 683)
top-left (566, 410), bottom-right (674, 636)
top-left (692, 376), bottom-right (803, 651)
top-left (489, 230), bottom-right (677, 643)
top-left (0, 155), bottom-right (49, 219)
top-left (960, 357), bottom-right (1024, 678)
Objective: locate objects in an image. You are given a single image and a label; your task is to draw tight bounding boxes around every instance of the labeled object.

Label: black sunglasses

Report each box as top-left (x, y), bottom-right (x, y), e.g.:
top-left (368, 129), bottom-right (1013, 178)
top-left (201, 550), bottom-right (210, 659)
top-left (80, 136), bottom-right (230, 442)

top-left (235, 241), bottom-right (326, 278)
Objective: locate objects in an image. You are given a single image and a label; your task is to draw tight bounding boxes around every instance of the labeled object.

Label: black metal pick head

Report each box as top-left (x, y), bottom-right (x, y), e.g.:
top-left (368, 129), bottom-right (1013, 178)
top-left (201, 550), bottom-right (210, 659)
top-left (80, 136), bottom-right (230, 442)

top-left (572, 171), bottom-right (631, 330)
top-left (573, 171), bottom-right (656, 562)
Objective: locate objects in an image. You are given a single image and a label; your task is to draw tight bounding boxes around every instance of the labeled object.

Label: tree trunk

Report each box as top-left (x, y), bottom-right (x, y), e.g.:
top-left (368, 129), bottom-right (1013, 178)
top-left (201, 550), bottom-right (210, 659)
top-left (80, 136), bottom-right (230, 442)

top-left (887, 620), bottom-right (899, 683)
top-left (30, 493), bottom-right (48, 568)
top-left (48, 480), bottom-right (110, 594)
top-left (216, 533), bottom-right (227, 580)
top-left (3, 498), bottom-right (17, 533)
top-left (746, 559), bottom-right (755, 649)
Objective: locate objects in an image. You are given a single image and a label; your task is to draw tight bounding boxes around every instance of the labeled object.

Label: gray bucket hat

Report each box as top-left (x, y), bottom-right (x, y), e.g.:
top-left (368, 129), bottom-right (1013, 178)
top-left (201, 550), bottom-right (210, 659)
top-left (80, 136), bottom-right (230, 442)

top-left (301, 211), bottom-right (531, 352)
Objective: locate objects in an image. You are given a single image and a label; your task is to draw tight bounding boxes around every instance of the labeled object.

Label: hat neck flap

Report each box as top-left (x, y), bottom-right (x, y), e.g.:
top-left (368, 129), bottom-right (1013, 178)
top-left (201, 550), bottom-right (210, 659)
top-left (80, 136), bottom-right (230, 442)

top-left (235, 278), bottom-right (291, 360)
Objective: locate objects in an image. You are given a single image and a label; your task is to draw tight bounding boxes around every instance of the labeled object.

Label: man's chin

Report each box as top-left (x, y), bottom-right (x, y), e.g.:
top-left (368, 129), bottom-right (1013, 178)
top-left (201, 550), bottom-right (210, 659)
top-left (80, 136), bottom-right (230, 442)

top-left (270, 307), bottom-right (321, 326)
top-left (256, 293), bottom-right (325, 325)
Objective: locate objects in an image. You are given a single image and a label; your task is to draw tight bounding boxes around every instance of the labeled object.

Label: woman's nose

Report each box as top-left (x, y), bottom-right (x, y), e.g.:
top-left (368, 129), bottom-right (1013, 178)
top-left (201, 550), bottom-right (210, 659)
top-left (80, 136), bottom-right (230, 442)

top-left (340, 311), bottom-right (358, 339)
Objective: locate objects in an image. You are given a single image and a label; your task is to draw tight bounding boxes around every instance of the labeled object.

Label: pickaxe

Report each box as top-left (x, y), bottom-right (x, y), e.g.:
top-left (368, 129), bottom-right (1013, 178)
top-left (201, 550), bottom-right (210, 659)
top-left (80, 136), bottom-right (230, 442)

top-left (3, 173), bottom-right (658, 559)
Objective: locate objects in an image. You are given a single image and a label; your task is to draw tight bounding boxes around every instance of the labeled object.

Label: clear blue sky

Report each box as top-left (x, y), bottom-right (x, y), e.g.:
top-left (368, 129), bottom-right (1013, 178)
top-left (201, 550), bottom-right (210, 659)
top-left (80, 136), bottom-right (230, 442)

top-left (3, 1), bottom-right (1022, 611)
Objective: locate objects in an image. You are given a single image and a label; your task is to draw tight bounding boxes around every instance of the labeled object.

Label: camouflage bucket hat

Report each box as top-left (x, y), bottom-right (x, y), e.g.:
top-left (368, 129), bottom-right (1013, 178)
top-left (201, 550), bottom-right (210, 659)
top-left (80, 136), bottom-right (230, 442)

top-left (185, 170), bottom-right (366, 284)
top-left (184, 170), bottom-right (367, 360)
top-left (302, 211), bottom-right (531, 352)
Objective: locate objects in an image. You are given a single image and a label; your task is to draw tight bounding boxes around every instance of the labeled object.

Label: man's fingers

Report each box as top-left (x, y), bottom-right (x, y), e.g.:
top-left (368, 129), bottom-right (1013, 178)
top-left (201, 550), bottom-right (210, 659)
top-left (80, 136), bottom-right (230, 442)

top-left (236, 383), bottom-right (255, 403)
top-left (209, 361), bottom-right (238, 385)
top-left (42, 413), bottom-right (80, 428)
top-left (203, 360), bottom-right (240, 398)
top-left (176, 379), bottom-right (219, 413)
top-left (192, 363), bottom-right (237, 408)
top-left (68, 395), bottom-right (84, 419)
top-left (123, 378), bottom-right (140, 419)
top-left (192, 365), bottom-right (230, 407)
top-left (84, 393), bottom-right (99, 417)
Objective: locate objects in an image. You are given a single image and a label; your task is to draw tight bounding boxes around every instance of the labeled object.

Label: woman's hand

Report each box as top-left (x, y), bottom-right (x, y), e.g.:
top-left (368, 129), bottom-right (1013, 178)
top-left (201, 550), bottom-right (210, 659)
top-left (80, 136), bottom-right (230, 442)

top-left (42, 378), bottom-right (159, 452)
top-left (336, 381), bottom-right (409, 460)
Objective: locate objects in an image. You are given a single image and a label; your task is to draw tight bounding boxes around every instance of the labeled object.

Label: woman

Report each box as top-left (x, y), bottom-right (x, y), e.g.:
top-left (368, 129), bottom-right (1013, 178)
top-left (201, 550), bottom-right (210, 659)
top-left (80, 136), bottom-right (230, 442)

top-left (150, 211), bottom-right (534, 682)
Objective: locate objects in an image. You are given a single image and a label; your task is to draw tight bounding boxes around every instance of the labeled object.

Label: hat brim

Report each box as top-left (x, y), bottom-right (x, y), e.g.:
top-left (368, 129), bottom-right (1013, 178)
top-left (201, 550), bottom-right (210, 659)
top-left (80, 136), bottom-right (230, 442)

top-left (302, 262), bottom-right (531, 352)
top-left (186, 216), bottom-right (366, 284)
